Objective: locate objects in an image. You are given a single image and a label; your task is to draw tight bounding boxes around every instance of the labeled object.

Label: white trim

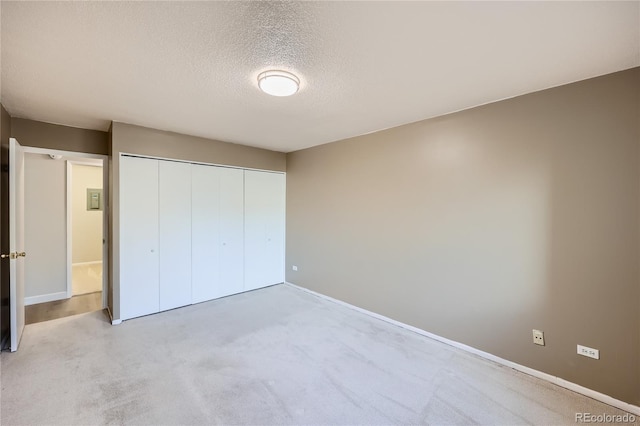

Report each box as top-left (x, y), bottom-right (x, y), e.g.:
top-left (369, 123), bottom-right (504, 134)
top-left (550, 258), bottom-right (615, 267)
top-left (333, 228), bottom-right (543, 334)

top-left (102, 160), bottom-right (109, 310)
top-left (106, 307), bottom-right (122, 325)
top-left (72, 260), bottom-right (103, 267)
top-left (25, 291), bottom-right (68, 306)
top-left (21, 146), bottom-right (107, 160)
top-left (285, 282), bottom-right (640, 416)
top-left (66, 161), bottom-right (73, 298)
top-left (119, 152), bottom-right (286, 175)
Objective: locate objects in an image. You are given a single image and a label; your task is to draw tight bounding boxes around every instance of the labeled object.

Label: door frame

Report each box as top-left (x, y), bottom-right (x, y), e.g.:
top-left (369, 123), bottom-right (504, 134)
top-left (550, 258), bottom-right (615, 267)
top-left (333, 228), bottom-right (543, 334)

top-left (22, 147), bottom-right (108, 310)
top-left (66, 158), bottom-right (106, 307)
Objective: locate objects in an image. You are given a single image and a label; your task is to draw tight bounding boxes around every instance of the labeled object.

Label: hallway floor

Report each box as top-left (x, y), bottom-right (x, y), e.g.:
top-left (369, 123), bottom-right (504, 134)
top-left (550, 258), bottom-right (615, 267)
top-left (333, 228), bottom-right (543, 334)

top-left (25, 261), bottom-right (104, 325)
top-left (25, 292), bottom-right (103, 325)
top-left (72, 262), bottom-right (102, 295)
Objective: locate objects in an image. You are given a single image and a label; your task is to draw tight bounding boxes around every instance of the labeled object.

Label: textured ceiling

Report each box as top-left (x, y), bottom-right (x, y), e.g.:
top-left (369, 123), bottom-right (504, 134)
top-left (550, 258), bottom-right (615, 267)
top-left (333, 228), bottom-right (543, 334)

top-left (1, 1), bottom-right (639, 153)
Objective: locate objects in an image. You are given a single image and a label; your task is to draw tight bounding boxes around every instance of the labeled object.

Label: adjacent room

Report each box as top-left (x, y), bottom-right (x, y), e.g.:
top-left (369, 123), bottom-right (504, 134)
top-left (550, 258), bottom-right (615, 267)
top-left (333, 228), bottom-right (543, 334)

top-left (70, 162), bottom-right (104, 299)
top-left (0, 1), bottom-right (638, 425)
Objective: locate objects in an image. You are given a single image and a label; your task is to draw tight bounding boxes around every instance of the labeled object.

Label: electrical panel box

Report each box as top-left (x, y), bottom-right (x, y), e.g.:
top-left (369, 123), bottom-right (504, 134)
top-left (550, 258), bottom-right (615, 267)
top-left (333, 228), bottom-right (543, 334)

top-left (87, 188), bottom-right (103, 211)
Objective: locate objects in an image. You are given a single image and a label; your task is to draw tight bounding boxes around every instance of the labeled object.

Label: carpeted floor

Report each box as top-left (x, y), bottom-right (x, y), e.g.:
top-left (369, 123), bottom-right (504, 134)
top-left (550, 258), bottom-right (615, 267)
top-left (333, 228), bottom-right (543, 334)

top-left (1, 284), bottom-right (635, 425)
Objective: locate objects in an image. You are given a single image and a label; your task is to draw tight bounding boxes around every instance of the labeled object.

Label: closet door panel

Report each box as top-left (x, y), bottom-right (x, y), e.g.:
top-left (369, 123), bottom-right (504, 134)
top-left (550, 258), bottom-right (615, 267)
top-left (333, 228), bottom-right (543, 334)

top-left (191, 164), bottom-right (221, 303)
top-left (120, 156), bottom-right (160, 320)
top-left (159, 161), bottom-right (192, 311)
top-left (244, 170), bottom-right (266, 291)
top-left (219, 167), bottom-right (244, 297)
top-left (244, 170), bottom-right (286, 291)
top-left (263, 172), bottom-right (286, 286)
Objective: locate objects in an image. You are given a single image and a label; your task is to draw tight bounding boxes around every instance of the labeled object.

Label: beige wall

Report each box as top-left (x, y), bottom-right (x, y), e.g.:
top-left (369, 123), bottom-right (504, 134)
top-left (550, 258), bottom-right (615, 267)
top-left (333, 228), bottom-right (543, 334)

top-left (286, 68), bottom-right (640, 405)
top-left (11, 118), bottom-right (108, 155)
top-left (111, 122), bottom-right (286, 171)
top-left (71, 164), bottom-right (103, 264)
top-left (108, 122), bottom-right (287, 320)
top-left (24, 154), bottom-right (67, 299)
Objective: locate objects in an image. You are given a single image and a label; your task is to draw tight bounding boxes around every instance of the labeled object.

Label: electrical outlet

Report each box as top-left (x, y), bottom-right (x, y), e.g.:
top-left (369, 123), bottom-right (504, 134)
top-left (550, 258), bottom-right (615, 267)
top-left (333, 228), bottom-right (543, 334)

top-left (292, 265), bottom-right (298, 271)
top-left (532, 329), bottom-right (545, 346)
top-left (577, 345), bottom-right (599, 360)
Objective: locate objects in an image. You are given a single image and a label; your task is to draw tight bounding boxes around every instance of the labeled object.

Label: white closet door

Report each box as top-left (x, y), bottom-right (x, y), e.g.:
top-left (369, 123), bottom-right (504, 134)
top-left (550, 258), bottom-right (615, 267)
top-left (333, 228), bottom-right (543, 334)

top-left (191, 164), bottom-right (221, 303)
top-left (120, 156), bottom-right (160, 320)
top-left (219, 167), bottom-right (244, 297)
top-left (159, 161), bottom-right (192, 311)
top-left (263, 172), bottom-right (286, 286)
top-left (244, 170), bottom-right (286, 291)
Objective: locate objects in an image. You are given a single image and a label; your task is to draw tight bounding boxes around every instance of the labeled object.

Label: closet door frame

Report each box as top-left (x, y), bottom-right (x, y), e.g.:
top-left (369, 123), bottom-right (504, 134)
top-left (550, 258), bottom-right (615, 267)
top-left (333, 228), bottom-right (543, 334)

top-left (118, 152), bottom-right (286, 320)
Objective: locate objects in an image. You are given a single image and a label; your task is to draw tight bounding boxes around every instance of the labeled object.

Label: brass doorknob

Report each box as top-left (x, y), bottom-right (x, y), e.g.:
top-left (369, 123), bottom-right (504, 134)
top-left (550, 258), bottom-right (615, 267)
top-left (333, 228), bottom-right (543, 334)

top-left (1, 252), bottom-right (25, 259)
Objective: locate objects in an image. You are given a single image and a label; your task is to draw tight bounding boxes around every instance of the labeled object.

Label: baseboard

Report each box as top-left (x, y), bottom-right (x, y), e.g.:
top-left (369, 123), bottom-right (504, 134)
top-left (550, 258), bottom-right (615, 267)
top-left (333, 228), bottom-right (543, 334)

top-left (24, 291), bottom-right (68, 306)
top-left (285, 282), bottom-right (640, 416)
top-left (106, 307), bottom-right (122, 325)
top-left (72, 260), bottom-right (102, 267)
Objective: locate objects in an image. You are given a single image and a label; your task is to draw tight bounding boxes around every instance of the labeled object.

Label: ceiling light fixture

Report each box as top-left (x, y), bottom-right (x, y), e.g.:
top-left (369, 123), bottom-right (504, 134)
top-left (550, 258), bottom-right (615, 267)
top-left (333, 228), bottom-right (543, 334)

top-left (257, 70), bottom-right (300, 97)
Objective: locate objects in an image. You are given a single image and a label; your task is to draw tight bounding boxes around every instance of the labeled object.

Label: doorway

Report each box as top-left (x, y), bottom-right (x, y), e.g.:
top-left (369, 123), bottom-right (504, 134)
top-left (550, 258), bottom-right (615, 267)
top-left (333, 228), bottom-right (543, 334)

top-left (21, 148), bottom-right (108, 325)
top-left (69, 160), bottom-right (103, 300)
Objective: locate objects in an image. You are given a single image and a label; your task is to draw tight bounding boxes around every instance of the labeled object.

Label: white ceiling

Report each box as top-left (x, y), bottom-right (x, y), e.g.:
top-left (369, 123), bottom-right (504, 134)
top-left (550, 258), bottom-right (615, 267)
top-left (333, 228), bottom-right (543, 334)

top-left (1, 1), bottom-right (638, 153)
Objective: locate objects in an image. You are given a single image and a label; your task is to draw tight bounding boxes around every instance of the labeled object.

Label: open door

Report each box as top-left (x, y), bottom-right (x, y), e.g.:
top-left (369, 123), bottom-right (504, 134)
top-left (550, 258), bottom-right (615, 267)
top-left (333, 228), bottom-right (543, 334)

top-left (8, 137), bottom-right (25, 351)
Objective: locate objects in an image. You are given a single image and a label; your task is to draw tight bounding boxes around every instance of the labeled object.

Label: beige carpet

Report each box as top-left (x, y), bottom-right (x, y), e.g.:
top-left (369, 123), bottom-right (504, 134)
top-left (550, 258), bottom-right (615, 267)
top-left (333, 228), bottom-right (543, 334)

top-left (72, 262), bottom-right (102, 296)
top-left (1, 284), bottom-right (635, 425)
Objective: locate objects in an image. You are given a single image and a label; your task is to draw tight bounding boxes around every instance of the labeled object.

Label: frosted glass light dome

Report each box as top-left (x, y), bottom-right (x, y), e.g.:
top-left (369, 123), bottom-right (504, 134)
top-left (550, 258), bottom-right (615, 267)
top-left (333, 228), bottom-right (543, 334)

top-left (258, 70), bottom-right (300, 97)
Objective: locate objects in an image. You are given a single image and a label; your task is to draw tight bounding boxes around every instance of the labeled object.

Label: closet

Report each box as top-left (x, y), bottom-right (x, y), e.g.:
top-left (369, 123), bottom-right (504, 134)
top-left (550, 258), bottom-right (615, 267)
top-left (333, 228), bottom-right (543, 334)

top-left (119, 155), bottom-right (285, 321)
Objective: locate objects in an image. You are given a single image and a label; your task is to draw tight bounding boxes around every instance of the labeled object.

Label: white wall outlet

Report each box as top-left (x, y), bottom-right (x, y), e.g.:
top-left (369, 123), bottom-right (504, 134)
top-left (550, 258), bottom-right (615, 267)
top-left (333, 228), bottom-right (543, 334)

top-left (292, 265), bottom-right (298, 271)
top-left (532, 329), bottom-right (545, 346)
top-left (577, 345), bottom-right (599, 360)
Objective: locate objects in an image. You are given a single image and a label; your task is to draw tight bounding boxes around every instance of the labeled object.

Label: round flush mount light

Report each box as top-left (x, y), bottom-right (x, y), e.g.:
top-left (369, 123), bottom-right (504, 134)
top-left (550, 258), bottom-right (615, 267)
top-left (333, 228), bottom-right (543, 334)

top-left (257, 70), bottom-right (300, 97)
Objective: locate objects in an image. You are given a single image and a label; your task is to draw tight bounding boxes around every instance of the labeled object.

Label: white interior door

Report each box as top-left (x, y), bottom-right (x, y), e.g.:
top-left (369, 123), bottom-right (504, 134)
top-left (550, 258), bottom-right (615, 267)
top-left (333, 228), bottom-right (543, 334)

top-left (159, 161), bottom-right (192, 311)
top-left (244, 170), bottom-right (286, 291)
top-left (8, 138), bottom-right (25, 352)
top-left (219, 167), bottom-right (244, 297)
top-left (191, 164), bottom-right (221, 303)
top-left (244, 170), bottom-right (266, 291)
top-left (120, 156), bottom-right (159, 320)
top-left (262, 172), bottom-right (285, 286)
